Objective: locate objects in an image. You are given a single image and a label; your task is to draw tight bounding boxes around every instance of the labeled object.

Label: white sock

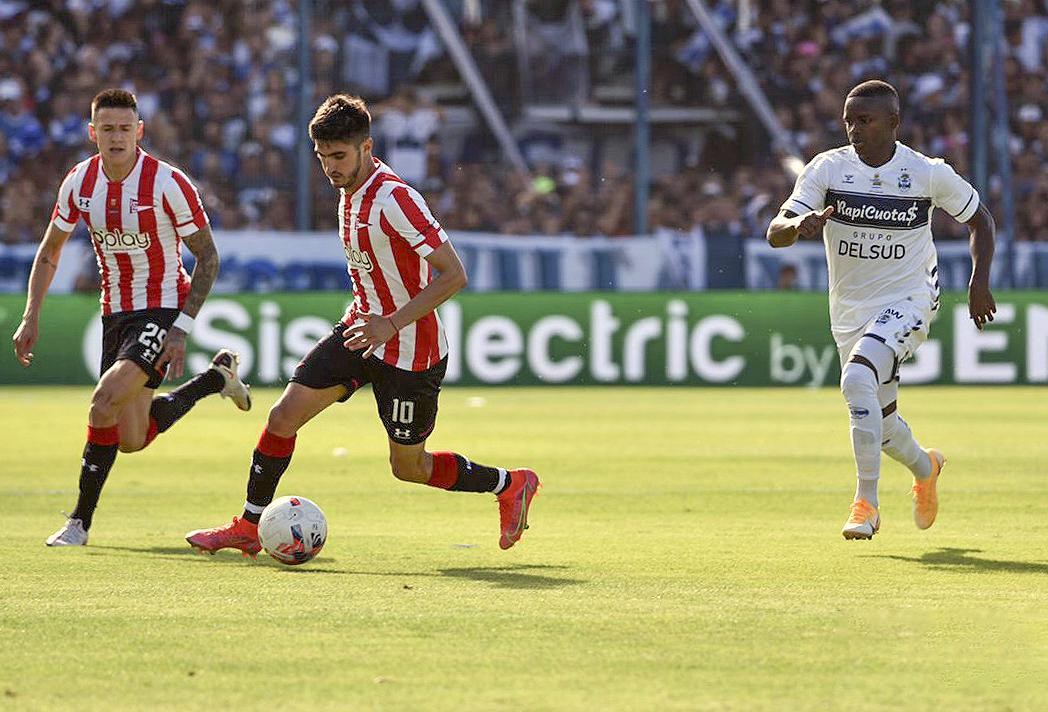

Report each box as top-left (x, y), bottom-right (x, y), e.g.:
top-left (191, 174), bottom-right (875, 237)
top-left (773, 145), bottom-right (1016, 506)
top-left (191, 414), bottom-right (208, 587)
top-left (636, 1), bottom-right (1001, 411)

top-left (882, 414), bottom-right (932, 479)
top-left (855, 476), bottom-right (879, 508)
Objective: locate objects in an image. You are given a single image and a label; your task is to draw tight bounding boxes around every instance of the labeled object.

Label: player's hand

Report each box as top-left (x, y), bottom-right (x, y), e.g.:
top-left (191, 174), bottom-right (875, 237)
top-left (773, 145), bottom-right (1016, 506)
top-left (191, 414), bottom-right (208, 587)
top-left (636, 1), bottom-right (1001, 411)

top-left (968, 281), bottom-right (996, 331)
top-left (155, 328), bottom-right (188, 380)
top-left (343, 313), bottom-right (398, 359)
top-left (796, 206), bottom-right (834, 239)
top-left (12, 317), bottom-right (38, 367)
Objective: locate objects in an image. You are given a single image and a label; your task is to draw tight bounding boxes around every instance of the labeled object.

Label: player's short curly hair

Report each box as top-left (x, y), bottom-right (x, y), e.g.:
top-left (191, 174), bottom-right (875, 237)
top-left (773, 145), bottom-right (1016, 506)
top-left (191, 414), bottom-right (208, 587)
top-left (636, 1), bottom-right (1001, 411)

top-left (309, 94), bottom-right (371, 144)
top-left (91, 88), bottom-right (138, 118)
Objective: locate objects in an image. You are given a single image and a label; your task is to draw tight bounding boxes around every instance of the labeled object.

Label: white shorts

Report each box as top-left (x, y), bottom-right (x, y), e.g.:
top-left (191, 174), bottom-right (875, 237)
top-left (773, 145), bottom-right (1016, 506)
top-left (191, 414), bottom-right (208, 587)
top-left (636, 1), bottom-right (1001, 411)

top-left (835, 296), bottom-right (937, 376)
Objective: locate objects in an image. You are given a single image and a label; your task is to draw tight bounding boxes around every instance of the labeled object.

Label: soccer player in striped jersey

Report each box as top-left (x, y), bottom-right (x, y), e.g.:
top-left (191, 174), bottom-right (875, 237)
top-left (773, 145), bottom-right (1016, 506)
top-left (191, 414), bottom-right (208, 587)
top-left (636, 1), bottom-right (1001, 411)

top-left (186, 94), bottom-right (539, 556)
top-left (767, 80), bottom-right (997, 539)
top-left (11, 89), bottom-right (252, 547)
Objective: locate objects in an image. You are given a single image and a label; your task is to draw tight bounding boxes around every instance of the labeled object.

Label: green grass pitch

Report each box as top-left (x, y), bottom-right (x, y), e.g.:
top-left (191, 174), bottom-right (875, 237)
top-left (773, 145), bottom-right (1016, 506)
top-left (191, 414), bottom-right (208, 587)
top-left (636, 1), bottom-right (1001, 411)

top-left (2, 386), bottom-right (1047, 711)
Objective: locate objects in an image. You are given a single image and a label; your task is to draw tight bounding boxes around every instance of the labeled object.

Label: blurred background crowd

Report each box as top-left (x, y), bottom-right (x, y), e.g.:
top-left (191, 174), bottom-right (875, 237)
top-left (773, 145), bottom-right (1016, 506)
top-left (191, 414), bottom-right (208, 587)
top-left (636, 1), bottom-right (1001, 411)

top-left (1, 0), bottom-right (1046, 248)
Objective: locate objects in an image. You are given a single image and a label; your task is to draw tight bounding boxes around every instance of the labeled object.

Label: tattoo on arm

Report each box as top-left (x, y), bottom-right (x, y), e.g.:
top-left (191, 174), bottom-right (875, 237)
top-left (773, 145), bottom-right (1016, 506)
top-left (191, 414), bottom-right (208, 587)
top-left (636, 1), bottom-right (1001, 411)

top-left (181, 226), bottom-right (220, 318)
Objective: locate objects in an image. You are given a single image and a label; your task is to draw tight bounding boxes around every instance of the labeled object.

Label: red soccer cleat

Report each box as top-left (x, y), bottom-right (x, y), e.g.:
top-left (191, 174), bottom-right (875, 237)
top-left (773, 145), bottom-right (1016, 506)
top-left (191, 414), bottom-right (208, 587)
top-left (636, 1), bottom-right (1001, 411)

top-left (185, 516), bottom-right (262, 558)
top-left (497, 469), bottom-right (540, 550)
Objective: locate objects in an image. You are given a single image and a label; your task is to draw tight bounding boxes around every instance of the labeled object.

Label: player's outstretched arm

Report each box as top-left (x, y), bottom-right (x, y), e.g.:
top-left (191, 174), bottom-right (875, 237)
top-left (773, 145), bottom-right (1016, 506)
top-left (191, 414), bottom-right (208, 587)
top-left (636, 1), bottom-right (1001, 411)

top-left (964, 202), bottom-right (996, 330)
top-left (766, 207), bottom-right (834, 248)
top-left (155, 225), bottom-right (220, 379)
top-left (12, 223), bottom-right (73, 367)
top-left (344, 242), bottom-right (467, 357)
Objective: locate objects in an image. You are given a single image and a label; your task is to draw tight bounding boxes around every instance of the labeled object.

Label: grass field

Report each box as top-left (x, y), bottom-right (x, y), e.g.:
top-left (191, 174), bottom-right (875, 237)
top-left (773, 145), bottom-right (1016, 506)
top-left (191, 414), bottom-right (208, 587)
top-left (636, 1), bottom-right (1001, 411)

top-left (2, 385), bottom-right (1047, 711)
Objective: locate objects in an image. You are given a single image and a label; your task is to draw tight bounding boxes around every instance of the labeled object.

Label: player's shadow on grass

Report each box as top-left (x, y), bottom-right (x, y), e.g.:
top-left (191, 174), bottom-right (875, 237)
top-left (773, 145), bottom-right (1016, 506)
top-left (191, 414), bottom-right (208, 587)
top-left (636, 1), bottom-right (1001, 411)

top-left (88, 547), bottom-right (583, 586)
top-left (90, 545), bottom-right (340, 568)
top-left (437, 564), bottom-right (583, 589)
top-left (869, 548), bottom-right (1048, 574)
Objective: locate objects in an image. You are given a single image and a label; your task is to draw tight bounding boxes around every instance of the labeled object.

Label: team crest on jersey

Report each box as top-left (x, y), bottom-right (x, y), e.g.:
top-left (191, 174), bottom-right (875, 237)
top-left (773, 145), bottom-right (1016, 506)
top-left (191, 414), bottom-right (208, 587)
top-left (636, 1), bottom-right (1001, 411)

top-left (128, 197), bottom-right (153, 213)
top-left (843, 174), bottom-right (854, 184)
top-left (898, 171), bottom-right (911, 190)
top-left (344, 243), bottom-right (374, 272)
top-left (871, 173), bottom-right (882, 188)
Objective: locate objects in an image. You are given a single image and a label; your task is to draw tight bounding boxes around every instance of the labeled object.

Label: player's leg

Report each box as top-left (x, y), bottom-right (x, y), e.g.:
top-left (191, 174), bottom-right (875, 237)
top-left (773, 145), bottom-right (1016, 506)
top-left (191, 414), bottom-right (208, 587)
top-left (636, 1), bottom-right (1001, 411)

top-left (185, 382), bottom-right (346, 556)
top-left (873, 303), bottom-right (946, 530)
top-left (47, 359), bottom-right (150, 546)
top-left (373, 358), bottom-right (539, 549)
top-left (142, 349), bottom-right (252, 449)
top-left (117, 390), bottom-right (157, 452)
top-left (838, 332), bottom-right (895, 540)
top-left (242, 382), bottom-right (347, 522)
top-left (879, 378), bottom-right (931, 477)
top-left (186, 323), bottom-right (355, 555)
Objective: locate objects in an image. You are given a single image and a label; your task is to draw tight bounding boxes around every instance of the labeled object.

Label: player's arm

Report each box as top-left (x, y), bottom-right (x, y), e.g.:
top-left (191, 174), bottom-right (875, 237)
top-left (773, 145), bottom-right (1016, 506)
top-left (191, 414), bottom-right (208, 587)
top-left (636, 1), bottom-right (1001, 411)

top-left (766, 206), bottom-right (835, 248)
top-left (154, 225), bottom-right (220, 379)
top-left (964, 202), bottom-right (996, 330)
top-left (12, 222), bottom-right (74, 367)
top-left (343, 242), bottom-right (467, 357)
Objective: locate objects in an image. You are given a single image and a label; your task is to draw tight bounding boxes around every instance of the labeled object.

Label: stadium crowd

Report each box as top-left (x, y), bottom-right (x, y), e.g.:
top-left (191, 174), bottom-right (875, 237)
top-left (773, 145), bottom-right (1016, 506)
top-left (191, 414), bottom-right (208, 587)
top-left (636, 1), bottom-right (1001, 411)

top-left (1, 0), bottom-right (1047, 248)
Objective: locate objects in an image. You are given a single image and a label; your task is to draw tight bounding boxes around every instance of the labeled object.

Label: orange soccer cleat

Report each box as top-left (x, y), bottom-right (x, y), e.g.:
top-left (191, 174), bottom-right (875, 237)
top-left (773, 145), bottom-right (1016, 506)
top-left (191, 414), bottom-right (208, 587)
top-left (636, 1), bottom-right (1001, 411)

top-left (185, 516), bottom-right (262, 558)
top-left (497, 469), bottom-right (540, 550)
top-left (841, 499), bottom-right (881, 540)
top-left (912, 449), bottom-right (946, 530)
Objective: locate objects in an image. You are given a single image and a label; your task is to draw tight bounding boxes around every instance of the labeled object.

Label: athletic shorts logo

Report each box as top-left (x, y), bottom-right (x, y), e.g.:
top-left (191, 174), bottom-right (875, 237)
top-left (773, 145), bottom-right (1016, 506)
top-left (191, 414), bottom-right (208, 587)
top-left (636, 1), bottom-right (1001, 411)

top-left (875, 308), bottom-right (904, 324)
top-left (393, 427), bottom-right (412, 440)
top-left (850, 407), bottom-right (870, 419)
top-left (91, 228), bottom-right (151, 252)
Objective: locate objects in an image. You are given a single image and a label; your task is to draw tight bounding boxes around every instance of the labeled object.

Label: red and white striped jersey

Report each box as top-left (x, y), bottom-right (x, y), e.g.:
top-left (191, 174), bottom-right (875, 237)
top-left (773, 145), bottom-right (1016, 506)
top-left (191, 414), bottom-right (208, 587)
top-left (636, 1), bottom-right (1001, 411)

top-left (339, 158), bottom-right (450, 372)
top-left (51, 148), bottom-right (209, 315)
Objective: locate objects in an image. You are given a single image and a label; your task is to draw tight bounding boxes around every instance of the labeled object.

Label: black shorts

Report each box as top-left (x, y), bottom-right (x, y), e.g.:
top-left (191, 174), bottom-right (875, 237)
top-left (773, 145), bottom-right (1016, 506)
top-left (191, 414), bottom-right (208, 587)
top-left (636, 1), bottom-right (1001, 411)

top-left (100, 307), bottom-right (180, 389)
top-left (290, 323), bottom-right (447, 445)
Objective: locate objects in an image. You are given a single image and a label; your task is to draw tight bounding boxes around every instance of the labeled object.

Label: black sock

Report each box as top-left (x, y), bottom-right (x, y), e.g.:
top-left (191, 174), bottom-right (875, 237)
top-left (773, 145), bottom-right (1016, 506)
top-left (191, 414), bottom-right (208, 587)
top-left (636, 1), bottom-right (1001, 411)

top-left (243, 451), bottom-right (293, 523)
top-left (150, 369), bottom-right (224, 433)
top-left (71, 429), bottom-right (120, 530)
top-left (242, 428), bottom-right (297, 523)
top-left (448, 454), bottom-right (503, 493)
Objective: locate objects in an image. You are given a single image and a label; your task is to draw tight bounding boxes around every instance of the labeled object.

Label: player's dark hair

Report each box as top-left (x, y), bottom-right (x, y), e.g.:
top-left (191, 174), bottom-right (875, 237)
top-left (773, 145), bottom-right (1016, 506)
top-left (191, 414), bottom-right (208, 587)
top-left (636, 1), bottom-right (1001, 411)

top-left (91, 88), bottom-right (138, 118)
top-left (309, 94), bottom-right (370, 144)
top-left (847, 80), bottom-right (899, 106)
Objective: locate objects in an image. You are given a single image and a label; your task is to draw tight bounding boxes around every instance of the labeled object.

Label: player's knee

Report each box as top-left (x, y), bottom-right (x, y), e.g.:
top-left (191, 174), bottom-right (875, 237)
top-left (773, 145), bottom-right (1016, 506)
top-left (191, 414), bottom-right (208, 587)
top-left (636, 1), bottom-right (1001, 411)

top-left (840, 361), bottom-right (877, 400)
top-left (266, 403), bottom-right (300, 438)
top-left (89, 389), bottom-right (120, 423)
top-left (389, 452), bottom-right (427, 483)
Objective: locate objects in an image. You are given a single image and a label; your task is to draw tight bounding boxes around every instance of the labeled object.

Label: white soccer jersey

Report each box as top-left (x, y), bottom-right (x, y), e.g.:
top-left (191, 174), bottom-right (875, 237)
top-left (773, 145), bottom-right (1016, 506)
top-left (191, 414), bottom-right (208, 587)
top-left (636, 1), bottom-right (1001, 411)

top-left (339, 158), bottom-right (449, 372)
top-left (51, 149), bottom-right (208, 315)
top-left (781, 141), bottom-right (979, 337)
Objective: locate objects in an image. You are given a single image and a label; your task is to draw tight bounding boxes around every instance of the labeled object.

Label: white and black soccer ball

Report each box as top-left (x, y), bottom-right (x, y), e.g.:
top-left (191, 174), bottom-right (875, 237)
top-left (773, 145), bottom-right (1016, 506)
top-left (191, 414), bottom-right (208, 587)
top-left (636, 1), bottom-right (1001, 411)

top-left (258, 496), bottom-right (327, 566)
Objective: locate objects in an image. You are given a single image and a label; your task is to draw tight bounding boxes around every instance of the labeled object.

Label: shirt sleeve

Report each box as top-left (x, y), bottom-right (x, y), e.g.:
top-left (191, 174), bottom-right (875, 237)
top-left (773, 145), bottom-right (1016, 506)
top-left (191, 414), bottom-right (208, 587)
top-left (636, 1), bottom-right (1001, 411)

top-left (930, 160), bottom-right (979, 223)
top-left (780, 156), bottom-right (828, 215)
top-left (50, 166), bottom-right (81, 232)
top-left (161, 168), bottom-right (210, 238)
top-left (380, 183), bottom-right (449, 257)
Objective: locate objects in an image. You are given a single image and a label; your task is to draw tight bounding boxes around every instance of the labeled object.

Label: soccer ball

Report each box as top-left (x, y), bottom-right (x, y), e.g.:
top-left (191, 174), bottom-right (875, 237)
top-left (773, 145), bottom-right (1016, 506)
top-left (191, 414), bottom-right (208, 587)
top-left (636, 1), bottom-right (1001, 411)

top-left (258, 496), bottom-right (328, 566)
